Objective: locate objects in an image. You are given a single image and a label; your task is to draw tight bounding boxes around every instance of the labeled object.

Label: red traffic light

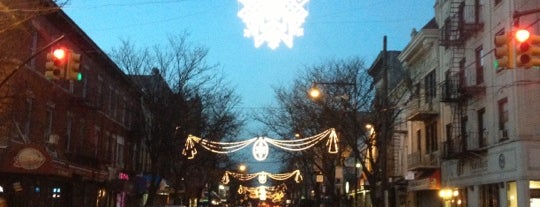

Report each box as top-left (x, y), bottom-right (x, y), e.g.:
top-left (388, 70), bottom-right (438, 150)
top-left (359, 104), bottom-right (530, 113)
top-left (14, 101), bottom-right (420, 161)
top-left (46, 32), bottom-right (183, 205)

top-left (52, 48), bottom-right (66, 60)
top-left (516, 29), bottom-right (530, 43)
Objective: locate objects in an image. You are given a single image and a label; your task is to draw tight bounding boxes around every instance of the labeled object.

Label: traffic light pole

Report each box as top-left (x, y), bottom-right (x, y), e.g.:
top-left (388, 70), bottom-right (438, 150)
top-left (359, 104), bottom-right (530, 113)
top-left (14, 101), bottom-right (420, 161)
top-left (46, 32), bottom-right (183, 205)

top-left (513, 8), bottom-right (540, 26)
top-left (514, 8), bottom-right (540, 20)
top-left (0, 35), bottom-right (65, 89)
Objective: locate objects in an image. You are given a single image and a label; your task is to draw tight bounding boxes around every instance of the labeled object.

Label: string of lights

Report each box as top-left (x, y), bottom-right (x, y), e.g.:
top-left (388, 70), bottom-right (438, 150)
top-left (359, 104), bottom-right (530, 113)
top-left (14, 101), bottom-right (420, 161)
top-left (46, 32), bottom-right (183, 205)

top-left (182, 128), bottom-right (338, 161)
top-left (238, 184), bottom-right (287, 202)
top-left (221, 170), bottom-right (303, 184)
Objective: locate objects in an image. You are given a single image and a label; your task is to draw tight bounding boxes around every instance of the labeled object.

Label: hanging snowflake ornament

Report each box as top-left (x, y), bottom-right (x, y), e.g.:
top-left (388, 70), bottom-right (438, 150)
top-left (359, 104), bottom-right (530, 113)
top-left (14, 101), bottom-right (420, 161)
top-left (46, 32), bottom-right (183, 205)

top-left (237, 0), bottom-right (309, 49)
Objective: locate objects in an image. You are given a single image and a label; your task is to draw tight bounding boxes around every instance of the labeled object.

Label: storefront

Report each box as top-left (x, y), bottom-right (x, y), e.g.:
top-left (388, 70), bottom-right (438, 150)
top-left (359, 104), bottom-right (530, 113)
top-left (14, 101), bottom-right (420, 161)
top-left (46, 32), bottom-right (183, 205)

top-left (0, 144), bottom-right (109, 207)
top-left (406, 170), bottom-right (440, 207)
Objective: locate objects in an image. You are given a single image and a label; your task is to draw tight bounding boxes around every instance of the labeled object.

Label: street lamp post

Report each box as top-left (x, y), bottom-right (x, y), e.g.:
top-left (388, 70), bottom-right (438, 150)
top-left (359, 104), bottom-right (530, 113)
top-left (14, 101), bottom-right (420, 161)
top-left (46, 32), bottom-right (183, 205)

top-left (308, 81), bottom-right (358, 207)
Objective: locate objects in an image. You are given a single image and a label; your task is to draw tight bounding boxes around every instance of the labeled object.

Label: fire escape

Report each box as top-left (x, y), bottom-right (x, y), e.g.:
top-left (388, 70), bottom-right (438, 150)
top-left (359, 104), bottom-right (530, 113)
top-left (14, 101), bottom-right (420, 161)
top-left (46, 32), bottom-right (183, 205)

top-left (440, 0), bottom-right (484, 160)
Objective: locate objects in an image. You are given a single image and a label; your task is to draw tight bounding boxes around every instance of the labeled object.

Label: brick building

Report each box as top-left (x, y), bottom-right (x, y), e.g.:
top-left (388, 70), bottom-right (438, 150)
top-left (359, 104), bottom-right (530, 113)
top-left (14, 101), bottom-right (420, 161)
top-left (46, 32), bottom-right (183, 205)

top-left (0, 1), bottom-right (151, 206)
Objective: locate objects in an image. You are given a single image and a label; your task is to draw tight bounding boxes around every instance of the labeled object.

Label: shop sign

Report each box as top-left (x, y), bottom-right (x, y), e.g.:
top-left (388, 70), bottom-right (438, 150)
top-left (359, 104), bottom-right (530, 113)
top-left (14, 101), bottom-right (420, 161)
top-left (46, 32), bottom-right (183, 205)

top-left (408, 177), bottom-right (439, 191)
top-left (13, 147), bottom-right (46, 170)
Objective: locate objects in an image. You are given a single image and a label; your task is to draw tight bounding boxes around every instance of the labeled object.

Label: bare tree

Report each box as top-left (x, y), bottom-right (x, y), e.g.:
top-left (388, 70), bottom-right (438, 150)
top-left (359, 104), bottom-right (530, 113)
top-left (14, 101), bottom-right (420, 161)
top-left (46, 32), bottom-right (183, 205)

top-left (259, 57), bottom-right (400, 206)
top-left (0, 0), bottom-right (66, 65)
top-left (110, 34), bottom-right (244, 206)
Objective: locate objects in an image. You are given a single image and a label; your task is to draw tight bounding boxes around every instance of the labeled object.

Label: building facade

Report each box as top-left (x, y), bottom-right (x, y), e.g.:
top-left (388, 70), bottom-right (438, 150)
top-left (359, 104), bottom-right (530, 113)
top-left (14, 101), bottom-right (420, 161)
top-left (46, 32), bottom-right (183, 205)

top-left (376, 0), bottom-right (540, 206)
top-left (368, 49), bottom-right (409, 207)
top-left (0, 1), bottom-right (152, 207)
top-left (394, 0), bottom-right (540, 206)
top-left (436, 0), bottom-right (540, 206)
top-left (398, 19), bottom-right (442, 207)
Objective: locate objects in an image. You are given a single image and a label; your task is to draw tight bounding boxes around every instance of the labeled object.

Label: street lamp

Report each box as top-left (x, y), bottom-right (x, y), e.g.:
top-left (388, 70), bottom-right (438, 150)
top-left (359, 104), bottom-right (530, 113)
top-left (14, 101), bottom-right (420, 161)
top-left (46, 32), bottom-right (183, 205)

top-left (439, 188), bottom-right (461, 207)
top-left (239, 164), bottom-right (247, 172)
top-left (308, 85), bottom-right (322, 99)
top-left (308, 81), bottom-right (359, 207)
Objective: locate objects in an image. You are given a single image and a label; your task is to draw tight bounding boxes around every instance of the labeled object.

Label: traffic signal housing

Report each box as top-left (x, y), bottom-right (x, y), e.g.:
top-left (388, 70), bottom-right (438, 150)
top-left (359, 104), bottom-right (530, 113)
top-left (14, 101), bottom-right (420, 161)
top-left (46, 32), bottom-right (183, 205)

top-left (66, 51), bottom-right (82, 81)
top-left (494, 33), bottom-right (514, 69)
top-left (515, 29), bottom-right (540, 68)
top-left (45, 48), bottom-right (67, 80)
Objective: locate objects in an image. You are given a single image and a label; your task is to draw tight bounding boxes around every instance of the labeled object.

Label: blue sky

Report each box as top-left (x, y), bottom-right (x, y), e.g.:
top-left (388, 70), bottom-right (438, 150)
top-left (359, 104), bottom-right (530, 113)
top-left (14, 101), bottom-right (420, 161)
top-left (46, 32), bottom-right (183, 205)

top-left (63, 0), bottom-right (435, 137)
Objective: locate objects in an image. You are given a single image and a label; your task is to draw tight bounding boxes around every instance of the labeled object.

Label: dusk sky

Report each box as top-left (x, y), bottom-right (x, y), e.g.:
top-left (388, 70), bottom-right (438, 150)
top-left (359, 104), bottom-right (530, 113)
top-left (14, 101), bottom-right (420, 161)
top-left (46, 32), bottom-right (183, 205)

top-left (63, 0), bottom-right (435, 138)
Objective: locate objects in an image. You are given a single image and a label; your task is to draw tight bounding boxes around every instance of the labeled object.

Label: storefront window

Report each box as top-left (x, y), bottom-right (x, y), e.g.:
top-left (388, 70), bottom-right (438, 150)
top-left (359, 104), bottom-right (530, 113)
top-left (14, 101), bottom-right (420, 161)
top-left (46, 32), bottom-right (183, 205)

top-left (530, 181), bottom-right (540, 206)
top-left (507, 182), bottom-right (516, 207)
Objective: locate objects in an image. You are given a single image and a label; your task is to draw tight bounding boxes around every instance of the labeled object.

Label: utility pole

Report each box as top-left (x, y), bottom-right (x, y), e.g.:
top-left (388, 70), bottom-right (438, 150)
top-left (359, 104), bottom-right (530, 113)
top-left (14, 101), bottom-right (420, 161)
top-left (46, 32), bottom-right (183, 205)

top-left (381, 35), bottom-right (389, 207)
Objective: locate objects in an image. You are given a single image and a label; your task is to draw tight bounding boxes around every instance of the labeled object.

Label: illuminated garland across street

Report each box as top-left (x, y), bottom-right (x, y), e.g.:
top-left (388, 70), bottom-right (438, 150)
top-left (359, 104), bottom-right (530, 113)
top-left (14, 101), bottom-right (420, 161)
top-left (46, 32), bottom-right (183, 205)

top-left (238, 184), bottom-right (287, 202)
top-left (182, 128), bottom-right (338, 161)
top-left (221, 170), bottom-right (303, 184)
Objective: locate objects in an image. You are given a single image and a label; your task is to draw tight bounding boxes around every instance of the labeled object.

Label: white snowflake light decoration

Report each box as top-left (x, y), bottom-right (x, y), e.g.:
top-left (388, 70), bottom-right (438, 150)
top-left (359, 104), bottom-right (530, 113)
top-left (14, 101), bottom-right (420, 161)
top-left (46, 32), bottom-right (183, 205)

top-left (237, 0), bottom-right (309, 49)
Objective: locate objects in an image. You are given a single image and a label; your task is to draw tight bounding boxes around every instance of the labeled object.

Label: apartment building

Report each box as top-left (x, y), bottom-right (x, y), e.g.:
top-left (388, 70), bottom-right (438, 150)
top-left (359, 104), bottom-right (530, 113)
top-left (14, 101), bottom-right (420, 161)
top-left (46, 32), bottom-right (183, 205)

top-left (350, 0), bottom-right (540, 206)
top-left (390, 0), bottom-right (540, 206)
top-left (398, 18), bottom-right (441, 207)
top-left (436, 0), bottom-right (540, 206)
top-left (0, 1), bottom-right (151, 206)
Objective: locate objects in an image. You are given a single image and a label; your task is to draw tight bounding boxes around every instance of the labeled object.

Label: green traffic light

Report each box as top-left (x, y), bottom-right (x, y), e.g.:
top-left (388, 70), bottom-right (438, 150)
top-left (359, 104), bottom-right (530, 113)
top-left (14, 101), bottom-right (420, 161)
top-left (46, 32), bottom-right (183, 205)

top-left (493, 60), bottom-right (499, 69)
top-left (77, 73), bottom-right (82, 81)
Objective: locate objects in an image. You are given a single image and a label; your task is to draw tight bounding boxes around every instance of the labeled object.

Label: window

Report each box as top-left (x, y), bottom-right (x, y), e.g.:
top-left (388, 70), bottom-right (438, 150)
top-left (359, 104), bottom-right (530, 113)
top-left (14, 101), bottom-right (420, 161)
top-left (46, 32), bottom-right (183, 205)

top-left (480, 184), bottom-right (500, 207)
top-left (66, 112), bottom-right (73, 152)
top-left (45, 105), bottom-right (54, 141)
top-left (459, 58), bottom-right (466, 87)
top-left (426, 121), bottom-right (438, 153)
top-left (475, 46), bottom-right (484, 84)
top-left (78, 119), bottom-right (86, 152)
top-left (412, 83), bottom-right (420, 98)
top-left (446, 123), bottom-right (453, 141)
top-left (116, 136), bottom-right (125, 168)
top-left (92, 126), bottom-right (100, 155)
top-left (424, 71), bottom-right (436, 102)
top-left (498, 98), bottom-right (509, 140)
top-left (477, 108), bottom-right (486, 147)
top-left (461, 116), bottom-right (468, 145)
top-left (104, 132), bottom-right (111, 163)
top-left (121, 97), bottom-right (127, 125)
top-left (23, 98), bottom-right (33, 139)
top-left (416, 130), bottom-right (422, 152)
top-left (82, 66), bottom-right (88, 98)
top-left (108, 86), bottom-right (113, 113)
top-left (97, 76), bottom-right (103, 108)
top-left (113, 90), bottom-right (119, 119)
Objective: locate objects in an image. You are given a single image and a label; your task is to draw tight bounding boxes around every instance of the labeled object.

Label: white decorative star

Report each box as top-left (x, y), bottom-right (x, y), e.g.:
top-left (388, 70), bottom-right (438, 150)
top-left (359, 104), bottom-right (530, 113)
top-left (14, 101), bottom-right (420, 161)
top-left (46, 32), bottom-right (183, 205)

top-left (238, 0), bottom-right (309, 49)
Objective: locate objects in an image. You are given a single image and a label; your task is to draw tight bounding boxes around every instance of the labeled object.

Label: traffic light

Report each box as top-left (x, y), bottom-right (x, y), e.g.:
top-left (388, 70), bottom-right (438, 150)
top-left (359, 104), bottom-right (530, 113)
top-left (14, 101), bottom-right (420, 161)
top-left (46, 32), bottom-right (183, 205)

top-left (45, 48), bottom-right (67, 80)
top-left (494, 33), bottom-right (514, 69)
top-left (515, 29), bottom-right (540, 68)
top-left (66, 50), bottom-right (82, 81)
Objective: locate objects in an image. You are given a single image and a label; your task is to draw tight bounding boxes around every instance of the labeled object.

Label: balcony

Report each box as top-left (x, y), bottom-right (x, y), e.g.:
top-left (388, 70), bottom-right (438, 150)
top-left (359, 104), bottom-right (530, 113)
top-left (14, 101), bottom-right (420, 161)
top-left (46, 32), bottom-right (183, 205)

top-left (466, 130), bottom-right (488, 152)
top-left (407, 100), bottom-right (438, 121)
top-left (440, 1), bottom-right (483, 46)
top-left (442, 136), bottom-right (467, 159)
top-left (407, 151), bottom-right (440, 171)
top-left (459, 67), bottom-right (486, 98)
top-left (459, 3), bottom-right (484, 36)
